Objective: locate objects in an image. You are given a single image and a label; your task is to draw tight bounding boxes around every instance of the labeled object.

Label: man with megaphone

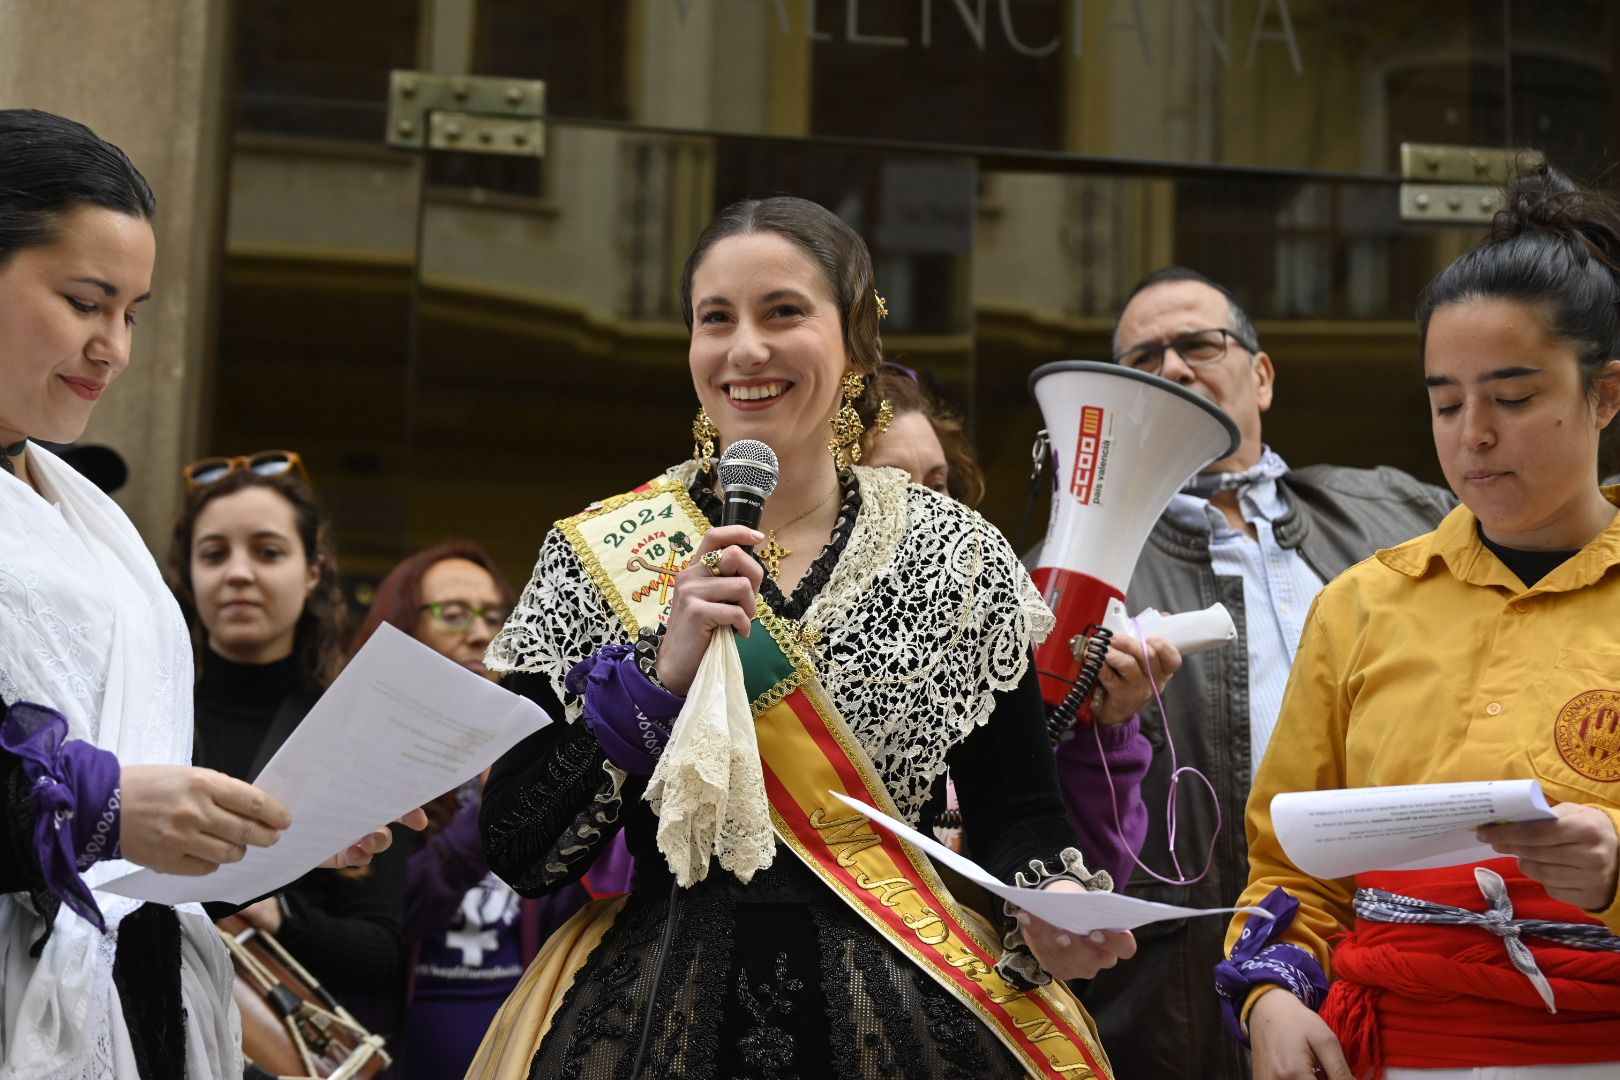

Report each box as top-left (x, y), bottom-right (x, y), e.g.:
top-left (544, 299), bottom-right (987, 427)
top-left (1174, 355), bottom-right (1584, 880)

top-left (1055, 267), bottom-right (1453, 1080)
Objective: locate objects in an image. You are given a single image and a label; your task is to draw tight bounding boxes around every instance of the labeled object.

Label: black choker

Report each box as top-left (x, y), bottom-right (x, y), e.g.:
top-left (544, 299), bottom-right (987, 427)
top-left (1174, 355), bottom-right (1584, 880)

top-left (0, 438), bottom-right (26, 476)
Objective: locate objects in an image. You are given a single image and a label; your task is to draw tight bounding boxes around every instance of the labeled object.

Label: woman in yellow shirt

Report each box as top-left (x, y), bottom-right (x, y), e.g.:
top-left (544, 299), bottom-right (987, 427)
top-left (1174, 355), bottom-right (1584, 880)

top-left (1220, 166), bottom-right (1620, 1080)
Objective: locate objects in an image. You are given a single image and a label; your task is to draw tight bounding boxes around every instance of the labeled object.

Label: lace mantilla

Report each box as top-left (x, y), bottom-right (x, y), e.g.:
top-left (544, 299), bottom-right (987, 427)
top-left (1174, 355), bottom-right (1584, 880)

top-left (488, 462), bottom-right (1053, 824)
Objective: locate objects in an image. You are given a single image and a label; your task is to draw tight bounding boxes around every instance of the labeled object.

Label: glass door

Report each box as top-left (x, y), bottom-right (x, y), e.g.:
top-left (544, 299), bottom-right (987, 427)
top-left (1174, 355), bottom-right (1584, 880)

top-left (209, 0), bottom-right (1617, 588)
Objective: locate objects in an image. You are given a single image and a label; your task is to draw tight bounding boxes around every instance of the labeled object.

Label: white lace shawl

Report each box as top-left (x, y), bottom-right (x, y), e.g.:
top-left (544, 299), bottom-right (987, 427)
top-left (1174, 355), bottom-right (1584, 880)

top-left (488, 462), bottom-right (1055, 825)
top-left (0, 446), bottom-right (241, 1080)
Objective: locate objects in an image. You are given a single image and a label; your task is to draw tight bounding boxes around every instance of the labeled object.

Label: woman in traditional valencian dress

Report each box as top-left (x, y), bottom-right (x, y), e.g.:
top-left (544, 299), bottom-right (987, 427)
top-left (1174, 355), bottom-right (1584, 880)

top-left (467, 196), bottom-right (1136, 1080)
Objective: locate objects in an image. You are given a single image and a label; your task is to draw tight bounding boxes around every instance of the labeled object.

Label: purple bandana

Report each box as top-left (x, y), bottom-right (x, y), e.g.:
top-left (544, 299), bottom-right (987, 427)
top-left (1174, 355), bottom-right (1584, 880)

top-left (0, 700), bottom-right (122, 931)
top-left (568, 644), bottom-right (685, 776)
top-left (1212, 886), bottom-right (1329, 1044)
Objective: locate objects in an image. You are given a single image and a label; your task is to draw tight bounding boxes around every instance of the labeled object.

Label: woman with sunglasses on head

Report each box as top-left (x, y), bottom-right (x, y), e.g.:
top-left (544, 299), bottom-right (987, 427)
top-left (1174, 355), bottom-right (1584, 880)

top-left (467, 196), bottom-right (1135, 1080)
top-left (0, 109), bottom-right (399, 1080)
top-left (1224, 166), bottom-right (1620, 1080)
top-left (352, 541), bottom-right (634, 1080)
top-left (169, 454), bottom-right (412, 1054)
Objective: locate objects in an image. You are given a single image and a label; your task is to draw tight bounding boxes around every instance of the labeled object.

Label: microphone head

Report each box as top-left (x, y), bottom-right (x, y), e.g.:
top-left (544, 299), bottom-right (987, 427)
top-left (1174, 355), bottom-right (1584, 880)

top-left (717, 439), bottom-right (780, 497)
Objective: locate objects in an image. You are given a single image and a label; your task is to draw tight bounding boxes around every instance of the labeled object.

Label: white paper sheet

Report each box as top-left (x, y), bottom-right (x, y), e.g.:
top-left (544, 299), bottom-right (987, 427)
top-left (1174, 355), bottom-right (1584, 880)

top-left (829, 792), bottom-right (1271, 934)
top-left (104, 623), bottom-right (550, 904)
top-left (1271, 779), bottom-right (1557, 880)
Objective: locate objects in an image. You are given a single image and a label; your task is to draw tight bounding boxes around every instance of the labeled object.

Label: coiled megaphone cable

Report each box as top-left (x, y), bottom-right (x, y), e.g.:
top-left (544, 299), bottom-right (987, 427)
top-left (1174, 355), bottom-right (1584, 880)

top-left (1042, 626), bottom-right (1113, 744)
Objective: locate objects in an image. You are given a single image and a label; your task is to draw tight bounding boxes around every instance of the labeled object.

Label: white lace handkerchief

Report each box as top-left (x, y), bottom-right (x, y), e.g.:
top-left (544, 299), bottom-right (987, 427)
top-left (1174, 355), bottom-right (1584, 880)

top-left (644, 630), bottom-right (774, 886)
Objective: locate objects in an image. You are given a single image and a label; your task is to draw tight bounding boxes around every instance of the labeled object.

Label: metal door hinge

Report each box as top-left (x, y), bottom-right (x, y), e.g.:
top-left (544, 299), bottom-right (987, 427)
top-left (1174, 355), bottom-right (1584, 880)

top-left (386, 71), bottom-right (545, 158)
top-left (1399, 144), bottom-right (1545, 224)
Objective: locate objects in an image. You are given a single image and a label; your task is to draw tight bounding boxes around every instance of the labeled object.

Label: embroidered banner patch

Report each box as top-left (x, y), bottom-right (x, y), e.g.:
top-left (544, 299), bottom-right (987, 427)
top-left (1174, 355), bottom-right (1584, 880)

top-left (558, 484), bottom-right (706, 635)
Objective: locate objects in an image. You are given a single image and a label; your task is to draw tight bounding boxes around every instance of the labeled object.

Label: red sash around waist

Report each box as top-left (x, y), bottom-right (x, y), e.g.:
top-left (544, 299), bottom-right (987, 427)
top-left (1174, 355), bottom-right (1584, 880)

top-left (1320, 859), bottom-right (1620, 1076)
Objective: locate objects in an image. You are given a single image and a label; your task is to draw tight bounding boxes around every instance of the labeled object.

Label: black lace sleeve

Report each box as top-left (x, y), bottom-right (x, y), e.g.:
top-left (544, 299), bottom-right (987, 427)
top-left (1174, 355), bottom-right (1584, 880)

top-left (947, 658), bottom-right (1082, 884)
top-left (481, 669), bottom-right (645, 897)
top-left (946, 660), bottom-right (1109, 989)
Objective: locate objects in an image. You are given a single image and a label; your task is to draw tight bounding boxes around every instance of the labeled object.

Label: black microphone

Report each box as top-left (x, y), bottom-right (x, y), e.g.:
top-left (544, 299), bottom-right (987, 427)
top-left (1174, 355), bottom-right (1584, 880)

top-left (716, 439), bottom-right (780, 531)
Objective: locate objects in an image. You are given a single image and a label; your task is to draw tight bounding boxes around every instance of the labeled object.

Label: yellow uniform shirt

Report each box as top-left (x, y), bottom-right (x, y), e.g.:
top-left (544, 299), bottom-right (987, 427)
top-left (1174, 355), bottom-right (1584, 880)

top-left (1226, 491), bottom-right (1620, 1015)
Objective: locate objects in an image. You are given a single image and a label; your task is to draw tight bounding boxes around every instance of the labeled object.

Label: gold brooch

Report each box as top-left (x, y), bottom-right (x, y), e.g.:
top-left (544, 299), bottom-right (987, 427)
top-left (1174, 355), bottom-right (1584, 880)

top-left (786, 620), bottom-right (823, 651)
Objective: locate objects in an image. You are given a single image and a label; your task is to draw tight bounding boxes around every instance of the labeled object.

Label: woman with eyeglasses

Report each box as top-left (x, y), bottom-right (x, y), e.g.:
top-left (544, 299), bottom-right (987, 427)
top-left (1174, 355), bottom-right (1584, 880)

top-left (0, 109), bottom-right (398, 1080)
top-left (351, 540), bottom-right (634, 1079)
top-left (169, 456), bottom-right (412, 1055)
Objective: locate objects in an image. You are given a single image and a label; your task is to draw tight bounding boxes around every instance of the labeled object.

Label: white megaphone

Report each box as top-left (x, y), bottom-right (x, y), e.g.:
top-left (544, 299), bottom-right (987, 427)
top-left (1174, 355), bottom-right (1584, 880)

top-left (1028, 361), bottom-right (1240, 736)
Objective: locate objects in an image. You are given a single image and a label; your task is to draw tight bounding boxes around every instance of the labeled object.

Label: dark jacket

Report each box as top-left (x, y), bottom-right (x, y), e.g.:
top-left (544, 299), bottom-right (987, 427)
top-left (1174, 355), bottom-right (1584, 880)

top-left (1077, 464), bottom-right (1453, 1080)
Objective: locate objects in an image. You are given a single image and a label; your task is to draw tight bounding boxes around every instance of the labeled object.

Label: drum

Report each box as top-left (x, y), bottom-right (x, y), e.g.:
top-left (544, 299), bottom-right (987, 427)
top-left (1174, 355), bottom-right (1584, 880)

top-left (217, 914), bottom-right (391, 1080)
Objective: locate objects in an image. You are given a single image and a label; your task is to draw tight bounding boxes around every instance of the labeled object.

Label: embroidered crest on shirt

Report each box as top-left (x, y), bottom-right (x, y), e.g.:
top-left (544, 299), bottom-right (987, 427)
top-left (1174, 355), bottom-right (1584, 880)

top-left (1554, 689), bottom-right (1620, 782)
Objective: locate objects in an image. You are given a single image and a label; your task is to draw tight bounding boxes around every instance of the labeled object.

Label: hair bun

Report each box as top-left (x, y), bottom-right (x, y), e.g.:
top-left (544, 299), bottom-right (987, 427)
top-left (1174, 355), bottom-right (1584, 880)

top-left (1492, 162), bottom-right (1620, 271)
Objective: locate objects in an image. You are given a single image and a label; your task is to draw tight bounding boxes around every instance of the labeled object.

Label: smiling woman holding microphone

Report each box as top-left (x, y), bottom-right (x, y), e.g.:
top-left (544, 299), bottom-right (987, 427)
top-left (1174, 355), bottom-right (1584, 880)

top-left (465, 196), bottom-right (1135, 1079)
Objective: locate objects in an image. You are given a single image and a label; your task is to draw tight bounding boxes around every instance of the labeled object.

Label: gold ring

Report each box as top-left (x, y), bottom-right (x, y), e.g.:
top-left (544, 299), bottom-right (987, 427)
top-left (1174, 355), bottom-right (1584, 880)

top-left (701, 550), bottom-right (724, 576)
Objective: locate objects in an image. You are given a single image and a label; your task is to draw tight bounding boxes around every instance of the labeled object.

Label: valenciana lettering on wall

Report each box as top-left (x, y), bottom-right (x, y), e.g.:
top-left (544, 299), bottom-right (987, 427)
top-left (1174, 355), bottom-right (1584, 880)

top-left (670, 0), bottom-right (1304, 75)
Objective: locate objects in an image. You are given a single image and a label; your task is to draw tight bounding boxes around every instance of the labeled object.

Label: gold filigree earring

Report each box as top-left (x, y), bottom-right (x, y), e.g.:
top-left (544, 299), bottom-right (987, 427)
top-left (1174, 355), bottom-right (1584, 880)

top-left (692, 408), bottom-right (718, 472)
top-left (828, 371), bottom-right (868, 470)
top-left (874, 290), bottom-right (889, 320)
top-left (874, 397), bottom-right (895, 436)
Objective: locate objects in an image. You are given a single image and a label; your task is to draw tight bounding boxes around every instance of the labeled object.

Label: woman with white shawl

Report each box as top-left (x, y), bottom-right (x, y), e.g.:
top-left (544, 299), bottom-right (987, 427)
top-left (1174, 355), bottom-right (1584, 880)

top-left (0, 109), bottom-right (398, 1080)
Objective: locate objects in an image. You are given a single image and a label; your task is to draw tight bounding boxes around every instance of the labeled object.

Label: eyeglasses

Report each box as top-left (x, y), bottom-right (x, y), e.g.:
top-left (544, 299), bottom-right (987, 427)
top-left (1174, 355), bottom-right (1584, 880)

top-left (183, 450), bottom-right (309, 491)
top-left (1112, 328), bottom-right (1257, 375)
top-left (420, 601), bottom-right (510, 633)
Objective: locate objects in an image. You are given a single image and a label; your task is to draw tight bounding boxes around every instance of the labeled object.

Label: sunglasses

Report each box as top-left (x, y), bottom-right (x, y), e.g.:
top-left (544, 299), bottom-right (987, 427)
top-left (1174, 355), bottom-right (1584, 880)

top-left (183, 450), bottom-right (310, 491)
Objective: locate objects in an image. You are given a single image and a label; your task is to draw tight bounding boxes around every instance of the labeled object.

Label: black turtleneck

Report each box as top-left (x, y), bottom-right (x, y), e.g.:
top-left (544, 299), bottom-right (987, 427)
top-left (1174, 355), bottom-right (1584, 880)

top-left (192, 647), bottom-right (299, 780)
top-left (191, 645), bottom-right (407, 1039)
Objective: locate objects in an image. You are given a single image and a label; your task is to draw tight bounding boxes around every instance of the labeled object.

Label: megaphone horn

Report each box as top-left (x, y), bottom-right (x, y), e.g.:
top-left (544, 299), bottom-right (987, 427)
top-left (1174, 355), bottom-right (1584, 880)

top-left (1028, 361), bottom-right (1240, 737)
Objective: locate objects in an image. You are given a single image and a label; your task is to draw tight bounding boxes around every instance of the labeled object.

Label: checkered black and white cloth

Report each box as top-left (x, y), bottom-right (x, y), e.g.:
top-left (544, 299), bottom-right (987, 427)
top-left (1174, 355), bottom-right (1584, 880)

top-left (1354, 865), bottom-right (1620, 1013)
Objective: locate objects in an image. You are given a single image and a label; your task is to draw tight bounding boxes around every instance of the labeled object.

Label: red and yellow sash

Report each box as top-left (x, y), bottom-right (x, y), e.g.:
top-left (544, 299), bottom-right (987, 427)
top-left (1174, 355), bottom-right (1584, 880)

top-left (564, 479), bottom-right (1112, 1079)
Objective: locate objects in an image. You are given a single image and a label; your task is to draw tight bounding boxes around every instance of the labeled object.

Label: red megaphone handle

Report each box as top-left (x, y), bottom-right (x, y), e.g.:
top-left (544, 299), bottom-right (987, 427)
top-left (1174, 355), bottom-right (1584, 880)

top-left (1030, 566), bottom-right (1122, 739)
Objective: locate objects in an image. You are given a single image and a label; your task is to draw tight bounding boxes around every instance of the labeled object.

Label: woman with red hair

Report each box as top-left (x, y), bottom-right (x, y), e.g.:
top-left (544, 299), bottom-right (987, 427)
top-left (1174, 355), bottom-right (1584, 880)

top-left (355, 542), bottom-right (631, 1080)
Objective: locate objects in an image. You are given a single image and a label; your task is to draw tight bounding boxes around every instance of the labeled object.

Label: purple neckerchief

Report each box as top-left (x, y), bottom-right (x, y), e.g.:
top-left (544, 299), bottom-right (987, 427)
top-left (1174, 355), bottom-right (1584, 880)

top-left (1212, 886), bottom-right (1329, 1045)
top-left (0, 700), bottom-right (122, 931)
top-left (567, 644), bottom-right (684, 776)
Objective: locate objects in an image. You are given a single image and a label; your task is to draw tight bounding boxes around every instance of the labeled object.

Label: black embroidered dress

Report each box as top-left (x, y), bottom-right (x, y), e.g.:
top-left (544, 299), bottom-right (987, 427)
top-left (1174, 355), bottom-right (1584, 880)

top-left (481, 464), bottom-right (1086, 1079)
